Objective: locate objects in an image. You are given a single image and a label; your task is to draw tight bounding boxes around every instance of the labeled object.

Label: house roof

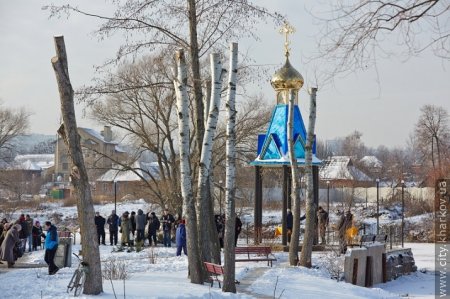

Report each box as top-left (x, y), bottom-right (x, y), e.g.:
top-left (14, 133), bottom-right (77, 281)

top-left (78, 127), bottom-right (117, 145)
top-left (11, 154), bottom-right (55, 171)
top-left (319, 156), bottom-right (371, 181)
top-left (96, 161), bottom-right (160, 182)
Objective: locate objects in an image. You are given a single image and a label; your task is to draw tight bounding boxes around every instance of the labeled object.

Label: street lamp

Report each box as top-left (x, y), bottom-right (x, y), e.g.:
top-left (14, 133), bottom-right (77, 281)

top-left (401, 179), bottom-right (405, 248)
top-left (326, 180), bottom-right (330, 244)
top-left (114, 180), bottom-right (117, 213)
top-left (376, 178), bottom-right (380, 234)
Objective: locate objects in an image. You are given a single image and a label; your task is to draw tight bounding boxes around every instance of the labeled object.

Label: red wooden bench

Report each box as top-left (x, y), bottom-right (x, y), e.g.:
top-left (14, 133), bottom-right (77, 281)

top-left (203, 262), bottom-right (240, 288)
top-left (235, 246), bottom-right (276, 267)
top-left (203, 262), bottom-right (224, 288)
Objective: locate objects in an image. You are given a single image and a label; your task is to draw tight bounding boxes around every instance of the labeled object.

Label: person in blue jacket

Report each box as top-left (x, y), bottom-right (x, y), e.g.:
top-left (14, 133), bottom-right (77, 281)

top-left (175, 219), bottom-right (187, 256)
top-left (44, 221), bottom-right (59, 275)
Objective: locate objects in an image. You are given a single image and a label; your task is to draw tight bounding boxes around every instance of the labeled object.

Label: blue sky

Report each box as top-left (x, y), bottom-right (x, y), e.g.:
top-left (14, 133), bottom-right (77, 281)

top-left (0, 0), bottom-right (448, 148)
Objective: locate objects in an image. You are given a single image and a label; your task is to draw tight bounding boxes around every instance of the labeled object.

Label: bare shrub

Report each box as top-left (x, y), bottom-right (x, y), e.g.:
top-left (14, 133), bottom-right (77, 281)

top-left (320, 246), bottom-right (345, 281)
top-left (147, 247), bottom-right (158, 264)
top-left (102, 257), bottom-right (131, 280)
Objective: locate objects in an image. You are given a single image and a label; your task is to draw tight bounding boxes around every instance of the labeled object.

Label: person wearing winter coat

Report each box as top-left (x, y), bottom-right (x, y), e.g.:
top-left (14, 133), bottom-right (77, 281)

top-left (25, 215), bottom-right (34, 252)
top-left (130, 211), bottom-right (136, 244)
top-left (107, 210), bottom-right (119, 246)
top-left (95, 212), bottom-right (106, 245)
top-left (175, 219), bottom-right (187, 256)
top-left (0, 223), bottom-right (20, 268)
top-left (135, 209), bottom-right (147, 244)
top-left (317, 206), bottom-right (329, 245)
top-left (44, 221), bottom-right (59, 275)
top-left (161, 210), bottom-right (175, 247)
top-left (0, 219), bottom-right (8, 247)
top-left (17, 214), bottom-right (28, 255)
top-left (337, 210), bottom-right (353, 254)
top-left (286, 209), bottom-right (293, 243)
top-left (235, 216), bottom-right (243, 246)
top-left (120, 212), bottom-right (132, 247)
top-left (32, 221), bottom-right (44, 251)
top-left (147, 212), bottom-right (160, 246)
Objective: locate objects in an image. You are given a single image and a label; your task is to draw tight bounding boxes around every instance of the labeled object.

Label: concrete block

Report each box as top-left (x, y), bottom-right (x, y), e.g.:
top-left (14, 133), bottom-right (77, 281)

top-left (366, 244), bottom-right (385, 285)
top-left (344, 247), bottom-right (367, 287)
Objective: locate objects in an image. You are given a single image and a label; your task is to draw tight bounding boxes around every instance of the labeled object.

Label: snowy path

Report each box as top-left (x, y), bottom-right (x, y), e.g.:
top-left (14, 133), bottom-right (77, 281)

top-left (236, 267), bottom-right (272, 298)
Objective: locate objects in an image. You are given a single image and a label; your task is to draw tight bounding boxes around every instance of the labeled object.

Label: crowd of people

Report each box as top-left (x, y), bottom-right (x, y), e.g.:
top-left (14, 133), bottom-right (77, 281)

top-left (94, 209), bottom-right (188, 255)
top-left (0, 215), bottom-right (60, 275)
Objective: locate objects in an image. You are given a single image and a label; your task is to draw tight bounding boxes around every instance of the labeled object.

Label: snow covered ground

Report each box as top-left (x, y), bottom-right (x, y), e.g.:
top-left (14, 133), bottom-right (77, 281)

top-left (0, 201), bottom-right (438, 299)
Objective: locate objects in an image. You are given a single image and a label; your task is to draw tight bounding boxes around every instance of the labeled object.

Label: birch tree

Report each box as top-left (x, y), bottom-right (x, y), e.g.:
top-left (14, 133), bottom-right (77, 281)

top-left (222, 42), bottom-right (238, 293)
top-left (197, 53), bottom-right (225, 264)
top-left (51, 36), bottom-right (103, 294)
top-left (299, 87), bottom-right (318, 268)
top-left (287, 89), bottom-right (301, 266)
top-left (174, 48), bottom-right (203, 284)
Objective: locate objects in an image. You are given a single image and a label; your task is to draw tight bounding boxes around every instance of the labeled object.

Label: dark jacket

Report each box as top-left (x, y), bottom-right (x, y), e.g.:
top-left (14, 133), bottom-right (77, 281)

top-left (45, 225), bottom-right (58, 250)
top-left (147, 214), bottom-right (160, 234)
top-left (161, 213), bottom-right (175, 231)
top-left (235, 217), bottom-right (242, 235)
top-left (95, 215), bottom-right (106, 232)
top-left (136, 209), bottom-right (147, 230)
top-left (18, 218), bottom-right (28, 239)
top-left (107, 214), bottom-right (119, 232)
top-left (176, 223), bottom-right (186, 246)
top-left (286, 212), bottom-right (293, 230)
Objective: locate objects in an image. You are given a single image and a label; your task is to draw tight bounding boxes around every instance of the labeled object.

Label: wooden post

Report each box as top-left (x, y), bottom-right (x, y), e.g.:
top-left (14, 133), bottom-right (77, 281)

top-left (382, 253), bottom-right (387, 283)
top-left (282, 165), bottom-right (288, 245)
top-left (254, 166), bottom-right (263, 244)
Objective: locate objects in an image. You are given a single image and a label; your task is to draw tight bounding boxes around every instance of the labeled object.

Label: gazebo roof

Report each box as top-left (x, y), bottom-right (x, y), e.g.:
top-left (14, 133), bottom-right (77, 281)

top-left (251, 104), bottom-right (321, 167)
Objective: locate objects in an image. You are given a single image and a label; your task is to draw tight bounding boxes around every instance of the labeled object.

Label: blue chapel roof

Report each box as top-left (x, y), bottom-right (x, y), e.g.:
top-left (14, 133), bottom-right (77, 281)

top-left (251, 104), bottom-right (322, 167)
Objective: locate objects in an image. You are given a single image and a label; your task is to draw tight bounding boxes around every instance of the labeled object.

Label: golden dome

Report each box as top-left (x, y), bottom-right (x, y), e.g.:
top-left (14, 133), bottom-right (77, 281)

top-left (270, 58), bottom-right (304, 91)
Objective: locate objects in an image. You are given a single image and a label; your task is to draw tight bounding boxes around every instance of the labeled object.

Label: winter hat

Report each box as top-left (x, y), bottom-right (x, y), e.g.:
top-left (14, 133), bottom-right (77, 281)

top-left (35, 221), bottom-right (40, 225)
top-left (14, 224), bottom-right (22, 231)
top-left (151, 212), bottom-right (156, 216)
top-left (181, 219), bottom-right (186, 224)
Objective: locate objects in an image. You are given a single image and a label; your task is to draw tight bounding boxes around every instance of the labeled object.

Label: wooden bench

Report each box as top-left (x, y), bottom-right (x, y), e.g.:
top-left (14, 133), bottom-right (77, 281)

top-left (359, 234), bottom-right (387, 247)
top-left (58, 231), bottom-right (72, 238)
top-left (203, 262), bottom-right (240, 288)
top-left (235, 246), bottom-right (276, 267)
top-left (203, 262), bottom-right (224, 288)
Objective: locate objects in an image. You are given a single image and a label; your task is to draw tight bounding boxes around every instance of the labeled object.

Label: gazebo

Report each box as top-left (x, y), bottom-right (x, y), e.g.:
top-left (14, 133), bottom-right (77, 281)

top-left (250, 23), bottom-right (322, 246)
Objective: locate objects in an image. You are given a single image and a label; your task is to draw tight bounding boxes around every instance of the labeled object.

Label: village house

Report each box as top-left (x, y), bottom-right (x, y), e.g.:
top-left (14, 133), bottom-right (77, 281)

top-left (54, 126), bottom-right (127, 182)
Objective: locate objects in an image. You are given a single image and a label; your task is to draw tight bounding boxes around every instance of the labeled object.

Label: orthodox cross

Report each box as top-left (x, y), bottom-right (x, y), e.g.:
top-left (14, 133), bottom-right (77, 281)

top-left (279, 22), bottom-right (295, 58)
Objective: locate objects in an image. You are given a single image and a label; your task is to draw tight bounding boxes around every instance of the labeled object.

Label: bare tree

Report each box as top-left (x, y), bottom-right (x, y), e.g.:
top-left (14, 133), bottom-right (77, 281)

top-left (288, 88), bottom-right (301, 266)
top-left (315, 0), bottom-right (450, 76)
top-left (299, 87), bottom-right (318, 268)
top-left (174, 48), bottom-right (203, 284)
top-left (89, 54), bottom-right (182, 210)
top-left (51, 36), bottom-right (103, 295)
top-left (414, 104), bottom-right (450, 175)
top-left (197, 53), bottom-right (225, 264)
top-left (0, 103), bottom-right (30, 161)
top-left (222, 43), bottom-right (238, 293)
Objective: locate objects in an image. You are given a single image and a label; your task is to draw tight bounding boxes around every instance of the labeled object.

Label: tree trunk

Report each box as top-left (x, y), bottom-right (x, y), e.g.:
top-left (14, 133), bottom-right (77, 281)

top-left (197, 54), bottom-right (225, 264)
top-left (51, 36), bottom-right (103, 295)
top-left (287, 89), bottom-right (301, 266)
top-left (187, 0), bottom-right (205, 154)
top-left (223, 42), bottom-right (238, 293)
top-left (174, 49), bottom-right (203, 284)
top-left (299, 87), bottom-right (318, 268)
